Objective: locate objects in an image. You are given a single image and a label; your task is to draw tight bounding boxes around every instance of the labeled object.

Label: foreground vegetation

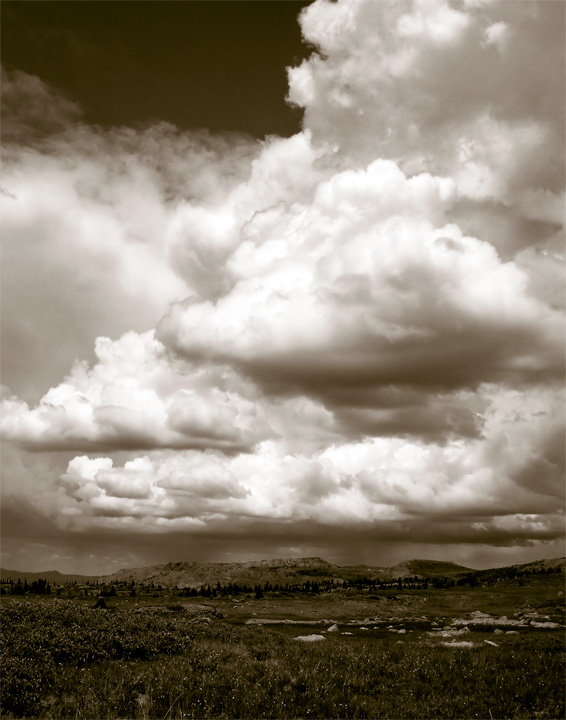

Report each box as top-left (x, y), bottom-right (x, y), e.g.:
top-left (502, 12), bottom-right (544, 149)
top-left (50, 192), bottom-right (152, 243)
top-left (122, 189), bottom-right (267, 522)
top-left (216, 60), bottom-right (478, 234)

top-left (1, 596), bottom-right (564, 719)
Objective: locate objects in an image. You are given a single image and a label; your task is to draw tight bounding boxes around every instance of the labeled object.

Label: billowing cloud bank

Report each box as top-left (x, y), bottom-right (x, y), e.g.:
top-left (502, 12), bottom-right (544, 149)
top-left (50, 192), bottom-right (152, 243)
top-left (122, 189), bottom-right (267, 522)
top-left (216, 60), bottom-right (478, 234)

top-left (2, 0), bottom-right (564, 572)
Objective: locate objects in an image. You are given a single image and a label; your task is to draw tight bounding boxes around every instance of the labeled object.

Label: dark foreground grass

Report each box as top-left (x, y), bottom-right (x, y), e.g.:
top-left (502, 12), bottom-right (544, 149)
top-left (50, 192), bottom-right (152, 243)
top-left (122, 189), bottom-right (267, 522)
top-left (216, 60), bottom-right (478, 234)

top-left (1, 600), bottom-right (564, 719)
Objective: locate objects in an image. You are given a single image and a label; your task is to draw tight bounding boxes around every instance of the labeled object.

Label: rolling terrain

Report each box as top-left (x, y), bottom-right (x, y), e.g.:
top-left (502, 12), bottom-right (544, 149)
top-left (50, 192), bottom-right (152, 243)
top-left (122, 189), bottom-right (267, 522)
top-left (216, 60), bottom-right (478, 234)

top-left (98, 556), bottom-right (564, 589)
top-left (1, 555), bottom-right (564, 720)
top-left (2, 556), bottom-right (563, 590)
top-left (0, 568), bottom-right (100, 584)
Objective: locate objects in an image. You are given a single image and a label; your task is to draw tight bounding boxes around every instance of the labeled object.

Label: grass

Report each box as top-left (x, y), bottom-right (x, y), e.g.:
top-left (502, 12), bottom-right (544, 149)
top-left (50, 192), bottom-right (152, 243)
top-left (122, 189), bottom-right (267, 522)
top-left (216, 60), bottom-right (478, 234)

top-left (1, 596), bottom-right (564, 719)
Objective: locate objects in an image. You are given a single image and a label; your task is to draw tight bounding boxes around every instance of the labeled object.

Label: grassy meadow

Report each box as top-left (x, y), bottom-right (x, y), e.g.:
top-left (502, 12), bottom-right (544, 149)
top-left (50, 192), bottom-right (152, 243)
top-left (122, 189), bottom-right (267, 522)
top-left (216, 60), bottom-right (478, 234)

top-left (1, 574), bottom-right (564, 719)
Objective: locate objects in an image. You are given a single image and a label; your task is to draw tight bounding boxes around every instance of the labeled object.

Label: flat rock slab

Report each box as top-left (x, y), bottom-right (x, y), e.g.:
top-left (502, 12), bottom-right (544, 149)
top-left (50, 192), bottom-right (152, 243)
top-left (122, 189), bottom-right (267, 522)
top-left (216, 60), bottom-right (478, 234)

top-left (429, 627), bottom-right (470, 638)
top-left (246, 618), bottom-right (332, 625)
top-left (453, 613), bottom-right (525, 627)
top-left (294, 634), bottom-right (327, 642)
top-left (440, 641), bottom-right (475, 648)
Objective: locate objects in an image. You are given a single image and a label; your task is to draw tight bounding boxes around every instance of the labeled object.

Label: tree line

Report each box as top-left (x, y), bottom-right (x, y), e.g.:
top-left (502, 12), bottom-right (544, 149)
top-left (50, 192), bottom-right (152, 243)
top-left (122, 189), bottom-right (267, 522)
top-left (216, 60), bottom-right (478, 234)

top-left (1, 578), bottom-right (52, 595)
top-left (1, 563), bottom-right (560, 597)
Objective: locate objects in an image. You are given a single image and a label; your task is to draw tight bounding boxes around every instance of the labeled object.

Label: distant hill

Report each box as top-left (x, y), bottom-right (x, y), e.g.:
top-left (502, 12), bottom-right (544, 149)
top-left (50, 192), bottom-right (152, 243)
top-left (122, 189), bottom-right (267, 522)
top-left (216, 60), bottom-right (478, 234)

top-left (100, 557), bottom-right (341, 589)
top-left (379, 559), bottom-right (472, 580)
top-left (4, 556), bottom-right (563, 590)
top-left (470, 557), bottom-right (566, 583)
top-left (0, 568), bottom-right (100, 584)
top-left (100, 556), bottom-right (477, 589)
top-left (512, 557), bottom-right (566, 573)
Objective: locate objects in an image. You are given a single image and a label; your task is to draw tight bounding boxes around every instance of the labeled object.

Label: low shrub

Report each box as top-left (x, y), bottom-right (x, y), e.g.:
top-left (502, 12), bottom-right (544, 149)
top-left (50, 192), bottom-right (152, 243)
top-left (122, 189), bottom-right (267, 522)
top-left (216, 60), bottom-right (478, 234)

top-left (1, 600), bottom-right (564, 719)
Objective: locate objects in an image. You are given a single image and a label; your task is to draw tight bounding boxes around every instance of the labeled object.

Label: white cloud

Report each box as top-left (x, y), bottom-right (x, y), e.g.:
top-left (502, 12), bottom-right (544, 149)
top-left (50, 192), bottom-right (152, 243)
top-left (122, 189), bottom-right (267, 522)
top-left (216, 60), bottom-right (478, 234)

top-left (0, 331), bottom-right (271, 452)
top-left (48, 383), bottom-right (563, 547)
top-left (396, 0), bottom-right (470, 45)
top-left (159, 157), bottom-right (563, 394)
top-left (1, 1), bottom-right (564, 569)
top-left (1, 329), bottom-right (350, 455)
top-left (289, 0), bottom-right (564, 215)
top-left (482, 21), bottom-right (509, 52)
top-left (1, 70), bottom-right (260, 401)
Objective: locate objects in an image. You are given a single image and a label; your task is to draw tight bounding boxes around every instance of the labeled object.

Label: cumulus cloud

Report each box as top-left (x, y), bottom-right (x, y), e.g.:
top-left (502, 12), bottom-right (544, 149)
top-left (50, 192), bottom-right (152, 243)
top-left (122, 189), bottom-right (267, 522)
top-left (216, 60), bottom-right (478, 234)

top-left (0, 331), bottom-right (272, 453)
top-left (1, 0), bottom-right (564, 570)
top-left (159, 158), bottom-right (563, 399)
top-left (289, 0), bottom-right (564, 188)
top-left (42, 383), bottom-right (563, 551)
top-left (1, 68), bottom-right (260, 401)
top-left (0, 330), bottom-right (349, 455)
top-left (288, 0), bottom-right (565, 269)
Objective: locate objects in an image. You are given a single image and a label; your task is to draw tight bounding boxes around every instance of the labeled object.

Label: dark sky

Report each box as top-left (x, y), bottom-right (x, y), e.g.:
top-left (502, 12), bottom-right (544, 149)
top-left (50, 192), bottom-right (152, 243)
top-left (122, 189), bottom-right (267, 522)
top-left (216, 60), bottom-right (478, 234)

top-left (1, 1), bottom-right (311, 137)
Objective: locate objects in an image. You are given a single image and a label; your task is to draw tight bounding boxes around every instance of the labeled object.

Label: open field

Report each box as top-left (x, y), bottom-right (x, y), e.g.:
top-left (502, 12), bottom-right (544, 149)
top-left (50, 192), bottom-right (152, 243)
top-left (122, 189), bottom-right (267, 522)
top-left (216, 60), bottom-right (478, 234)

top-left (1, 573), bottom-right (564, 719)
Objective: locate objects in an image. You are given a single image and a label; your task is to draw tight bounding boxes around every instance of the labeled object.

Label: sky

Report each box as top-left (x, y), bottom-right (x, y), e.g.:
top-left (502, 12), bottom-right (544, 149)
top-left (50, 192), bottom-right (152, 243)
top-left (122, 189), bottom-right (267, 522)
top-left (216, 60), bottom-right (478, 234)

top-left (1, 0), bottom-right (564, 575)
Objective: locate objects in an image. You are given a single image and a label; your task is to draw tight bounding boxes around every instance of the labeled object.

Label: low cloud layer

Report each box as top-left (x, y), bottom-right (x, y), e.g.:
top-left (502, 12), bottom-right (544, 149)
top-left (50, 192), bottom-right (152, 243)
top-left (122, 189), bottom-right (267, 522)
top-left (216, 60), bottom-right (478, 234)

top-left (1, 0), bottom-right (564, 573)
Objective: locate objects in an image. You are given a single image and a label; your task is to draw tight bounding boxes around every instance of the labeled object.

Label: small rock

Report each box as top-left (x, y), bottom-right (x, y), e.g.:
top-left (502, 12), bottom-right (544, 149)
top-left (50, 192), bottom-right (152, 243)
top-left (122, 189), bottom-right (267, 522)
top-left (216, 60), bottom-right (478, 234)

top-left (294, 634), bottom-right (326, 642)
top-left (440, 641), bottom-right (474, 648)
top-left (530, 621), bottom-right (561, 628)
top-left (484, 640), bottom-right (499, 647)
top-left (493, 628), bottom-right (504, 635)
top-left (327, 624), bottom-right (339, 632)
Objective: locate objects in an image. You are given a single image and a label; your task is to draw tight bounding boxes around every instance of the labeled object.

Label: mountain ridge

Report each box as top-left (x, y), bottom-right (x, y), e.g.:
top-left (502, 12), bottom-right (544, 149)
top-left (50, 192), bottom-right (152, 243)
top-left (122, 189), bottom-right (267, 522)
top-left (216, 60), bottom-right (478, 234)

top-left (99, 556), bottom-right (565, 589)
top-left (0, 568), bottom-right (100, 584)
top-left (2, 556), bottom-right (563, 588)
top-left (100, 556), bottom-right (341, 589)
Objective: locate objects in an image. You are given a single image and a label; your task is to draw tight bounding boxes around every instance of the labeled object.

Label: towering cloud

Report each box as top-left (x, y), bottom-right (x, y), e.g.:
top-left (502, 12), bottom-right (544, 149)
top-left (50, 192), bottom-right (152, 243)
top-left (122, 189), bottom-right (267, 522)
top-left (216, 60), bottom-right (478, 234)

top-left (1, 67), bottom-right (260, 400)
top-left (1, 0), bottom-right (564, 572)
top-left (159, 158), bottom-right (562, 394)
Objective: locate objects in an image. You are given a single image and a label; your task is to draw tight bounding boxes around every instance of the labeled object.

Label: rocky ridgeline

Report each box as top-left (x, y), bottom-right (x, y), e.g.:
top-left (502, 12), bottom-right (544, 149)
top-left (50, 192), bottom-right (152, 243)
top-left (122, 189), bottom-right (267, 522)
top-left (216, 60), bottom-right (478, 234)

top-left (95, 555), bottom-right (565, 591)
top-left (100, 557), bottom-right (341, 589)
top-left (99, 556), bottom-right (476, 589)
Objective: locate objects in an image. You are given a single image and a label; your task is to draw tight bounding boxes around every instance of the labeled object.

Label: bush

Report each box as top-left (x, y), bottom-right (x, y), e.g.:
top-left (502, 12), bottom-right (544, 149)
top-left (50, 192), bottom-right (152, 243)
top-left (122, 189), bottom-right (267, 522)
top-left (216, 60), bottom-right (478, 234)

top-left (1, 599), bottom-right (564, 719)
